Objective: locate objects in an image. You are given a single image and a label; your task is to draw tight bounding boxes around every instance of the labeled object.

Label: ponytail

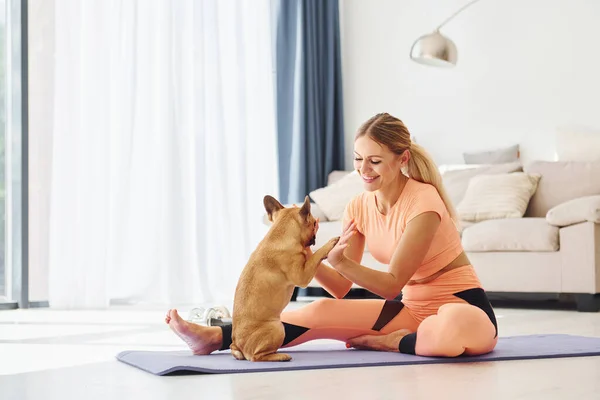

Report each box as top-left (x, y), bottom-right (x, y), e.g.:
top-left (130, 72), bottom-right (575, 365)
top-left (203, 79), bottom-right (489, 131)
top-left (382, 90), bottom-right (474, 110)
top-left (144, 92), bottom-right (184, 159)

top-left (407, 143), bottom-right (458, 224)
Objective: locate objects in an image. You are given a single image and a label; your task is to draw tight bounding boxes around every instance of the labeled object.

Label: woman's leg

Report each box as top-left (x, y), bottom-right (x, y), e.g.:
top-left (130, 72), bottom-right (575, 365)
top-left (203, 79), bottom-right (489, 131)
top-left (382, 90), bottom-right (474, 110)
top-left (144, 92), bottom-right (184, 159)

top-left (279, 298), bottom-right (420, 347)
top-left (165, 309), bottom-right (223, 355)
top-left (347, 289), bottom-right (498, 357)
top-left (165, 298), bottom-right (420, 354)
top-left (410, 302), bottom-right (497, 357)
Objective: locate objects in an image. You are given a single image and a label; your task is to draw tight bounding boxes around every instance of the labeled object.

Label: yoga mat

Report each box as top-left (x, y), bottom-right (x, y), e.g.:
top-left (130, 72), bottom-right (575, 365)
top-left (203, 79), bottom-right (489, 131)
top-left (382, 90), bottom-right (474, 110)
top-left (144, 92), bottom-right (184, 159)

top-left (116, 334), bottom-right (600, 376)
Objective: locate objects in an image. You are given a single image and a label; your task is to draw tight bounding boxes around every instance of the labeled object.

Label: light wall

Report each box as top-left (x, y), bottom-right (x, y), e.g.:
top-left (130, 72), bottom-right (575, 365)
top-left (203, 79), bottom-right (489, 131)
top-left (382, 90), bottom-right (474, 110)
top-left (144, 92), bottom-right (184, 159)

top-left (339, 0), bottom-right (600, 168)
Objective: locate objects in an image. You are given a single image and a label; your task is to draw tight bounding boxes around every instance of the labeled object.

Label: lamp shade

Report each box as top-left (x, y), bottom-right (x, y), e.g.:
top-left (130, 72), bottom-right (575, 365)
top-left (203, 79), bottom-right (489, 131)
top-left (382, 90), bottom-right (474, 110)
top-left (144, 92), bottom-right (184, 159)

top-left (409, 31), bottom-right (457, 67)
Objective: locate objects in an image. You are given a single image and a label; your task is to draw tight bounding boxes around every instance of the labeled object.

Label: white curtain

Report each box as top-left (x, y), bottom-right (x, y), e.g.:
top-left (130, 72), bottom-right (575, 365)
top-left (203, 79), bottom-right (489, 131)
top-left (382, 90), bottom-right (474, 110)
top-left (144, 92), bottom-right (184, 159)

top-left (47, 0), bottom-right (278, 308)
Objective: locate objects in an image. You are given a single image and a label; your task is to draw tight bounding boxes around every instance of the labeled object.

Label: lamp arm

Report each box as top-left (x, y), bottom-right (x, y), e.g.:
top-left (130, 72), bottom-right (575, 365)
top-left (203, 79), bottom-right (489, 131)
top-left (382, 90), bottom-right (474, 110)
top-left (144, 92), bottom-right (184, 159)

top-left (436, 0), bottom-right (485, 30)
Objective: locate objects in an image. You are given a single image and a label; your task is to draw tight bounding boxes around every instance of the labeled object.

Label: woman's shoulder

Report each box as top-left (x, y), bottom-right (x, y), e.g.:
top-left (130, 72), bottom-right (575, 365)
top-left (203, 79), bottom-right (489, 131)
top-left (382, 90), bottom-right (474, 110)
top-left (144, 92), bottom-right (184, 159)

top-left (406, 179), bottom-right (440, 199)
top-left (402, 179), bottom-right (448, 222)
top-left (343, 191), bottom-right (373, 219)
top-left (343, 191), bottom-right (374, 234)
top-left (347, 191), bottom-right (373, 209)
top-left (402, 179), bottom-right (446, 214)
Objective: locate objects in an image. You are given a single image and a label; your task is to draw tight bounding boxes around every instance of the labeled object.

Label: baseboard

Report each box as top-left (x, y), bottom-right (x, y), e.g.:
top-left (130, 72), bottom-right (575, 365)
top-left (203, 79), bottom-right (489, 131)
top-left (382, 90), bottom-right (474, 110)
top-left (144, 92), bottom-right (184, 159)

top-left (0, 300), bottom-right (48, 310)
top-left (295, 288), bottom-right (594, 311)
top-left (486, 292), bottom-right (578, 310)
top-left (0, 301), bottom-right (18, 310)
top-left (296, 287), bottom-right (402, 301)
top-left (29, 301), bottom-right (49, 308)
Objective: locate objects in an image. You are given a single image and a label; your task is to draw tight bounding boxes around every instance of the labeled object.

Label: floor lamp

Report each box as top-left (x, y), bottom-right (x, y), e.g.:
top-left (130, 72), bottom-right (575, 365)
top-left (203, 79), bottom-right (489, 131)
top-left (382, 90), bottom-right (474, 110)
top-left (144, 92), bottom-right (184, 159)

top-left (410, 0), bottom-right (483, 67)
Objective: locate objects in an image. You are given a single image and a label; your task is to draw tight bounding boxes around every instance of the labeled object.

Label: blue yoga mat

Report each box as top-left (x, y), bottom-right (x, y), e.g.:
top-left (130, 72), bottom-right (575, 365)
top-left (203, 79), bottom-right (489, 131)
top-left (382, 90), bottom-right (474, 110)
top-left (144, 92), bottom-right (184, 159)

top-left (116, 334), bottom-right (600, 375)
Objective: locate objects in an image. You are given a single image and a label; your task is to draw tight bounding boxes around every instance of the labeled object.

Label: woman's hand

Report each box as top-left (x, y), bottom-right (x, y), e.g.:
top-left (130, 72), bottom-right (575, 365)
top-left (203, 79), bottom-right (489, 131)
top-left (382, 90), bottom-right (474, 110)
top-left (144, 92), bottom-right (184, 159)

top-left (327, 219), bottom-right (357, 268)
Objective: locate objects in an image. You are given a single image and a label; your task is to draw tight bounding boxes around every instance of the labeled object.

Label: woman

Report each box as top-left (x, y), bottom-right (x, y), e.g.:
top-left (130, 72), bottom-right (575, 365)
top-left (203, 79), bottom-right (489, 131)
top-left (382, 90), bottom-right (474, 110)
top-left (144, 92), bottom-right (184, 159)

top-left (166, 112), bottom-right (498, 357)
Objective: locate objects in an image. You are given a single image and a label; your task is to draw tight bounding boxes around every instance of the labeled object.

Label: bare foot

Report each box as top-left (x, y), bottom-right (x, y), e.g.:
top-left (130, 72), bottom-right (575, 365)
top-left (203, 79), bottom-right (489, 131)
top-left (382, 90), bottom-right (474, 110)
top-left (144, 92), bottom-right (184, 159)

top-left (165, 309), bottom-right (222, 355)
top-left (345, 329), bottom-right (412, 352)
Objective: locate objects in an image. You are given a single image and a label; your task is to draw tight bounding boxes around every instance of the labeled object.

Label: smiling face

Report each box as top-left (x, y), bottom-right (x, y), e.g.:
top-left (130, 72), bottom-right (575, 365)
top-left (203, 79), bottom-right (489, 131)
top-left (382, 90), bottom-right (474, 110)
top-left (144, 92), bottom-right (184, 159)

top-left (353, 113), bottom-right (413, 192)
top-left (353, 135), bottom-right (409, 192)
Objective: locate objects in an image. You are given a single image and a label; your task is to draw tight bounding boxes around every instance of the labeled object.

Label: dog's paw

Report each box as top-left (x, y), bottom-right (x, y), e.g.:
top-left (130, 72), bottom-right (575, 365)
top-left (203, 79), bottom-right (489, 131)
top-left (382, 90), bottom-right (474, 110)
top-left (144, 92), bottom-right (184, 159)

top-left (324, 236), bottom-right (340, 253)
top-left (251, 352), bottom-right (292, 362)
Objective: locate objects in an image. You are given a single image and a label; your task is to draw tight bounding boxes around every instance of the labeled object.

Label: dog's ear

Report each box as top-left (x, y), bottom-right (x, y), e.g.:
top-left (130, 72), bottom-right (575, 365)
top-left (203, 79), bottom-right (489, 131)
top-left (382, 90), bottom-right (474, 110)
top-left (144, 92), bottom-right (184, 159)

top-left (299, 195), bottom-right (311, 220)
top-left (264, 195), bottom-right (284, 222)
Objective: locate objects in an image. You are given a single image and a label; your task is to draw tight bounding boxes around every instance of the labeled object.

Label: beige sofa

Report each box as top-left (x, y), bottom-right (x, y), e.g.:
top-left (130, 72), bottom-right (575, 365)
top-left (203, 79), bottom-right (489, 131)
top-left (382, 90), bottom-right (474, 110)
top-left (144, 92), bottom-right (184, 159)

top-left (274, 160), bottom-right (600, 312)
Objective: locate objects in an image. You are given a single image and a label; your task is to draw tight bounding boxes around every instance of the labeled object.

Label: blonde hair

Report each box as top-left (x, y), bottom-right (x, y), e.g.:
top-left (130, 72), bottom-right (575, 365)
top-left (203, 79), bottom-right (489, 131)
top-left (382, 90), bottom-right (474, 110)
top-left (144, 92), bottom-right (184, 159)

top-left (355, 113), bottom-right (458, 223)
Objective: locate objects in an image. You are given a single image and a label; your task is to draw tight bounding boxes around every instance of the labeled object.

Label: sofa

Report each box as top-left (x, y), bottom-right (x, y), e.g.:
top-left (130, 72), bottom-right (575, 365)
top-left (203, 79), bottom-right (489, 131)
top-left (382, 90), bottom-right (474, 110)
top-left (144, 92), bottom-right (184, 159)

top-left (270, 159), bottom-right (600, 312)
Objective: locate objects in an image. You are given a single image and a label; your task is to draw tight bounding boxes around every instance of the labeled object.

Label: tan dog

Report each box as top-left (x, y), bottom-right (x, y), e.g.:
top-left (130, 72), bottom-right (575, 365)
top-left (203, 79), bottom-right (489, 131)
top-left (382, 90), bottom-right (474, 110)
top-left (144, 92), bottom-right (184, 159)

top-left (230, 195), bottom-right (339, 362)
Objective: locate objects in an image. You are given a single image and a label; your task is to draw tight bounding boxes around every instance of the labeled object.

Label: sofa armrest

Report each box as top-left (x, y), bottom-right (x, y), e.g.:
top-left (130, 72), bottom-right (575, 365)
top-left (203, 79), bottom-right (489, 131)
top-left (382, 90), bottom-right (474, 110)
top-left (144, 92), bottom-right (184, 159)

top-left (261, 202), bottom-right (329, 226)
top-left (546, 195), bottom-right (600, 227)
top-left (559, 221), bottom-right (600, 293)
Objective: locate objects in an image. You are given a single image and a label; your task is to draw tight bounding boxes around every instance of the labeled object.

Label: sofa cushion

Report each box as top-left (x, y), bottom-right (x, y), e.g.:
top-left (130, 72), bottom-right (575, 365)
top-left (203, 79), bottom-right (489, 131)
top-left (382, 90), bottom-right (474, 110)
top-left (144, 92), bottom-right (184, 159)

top-left (462, 218), bottom-right (559, 252)
top-left (546, 195), bottom-right (600, 227)
top-left (441, 161), bottom-right (523, 207)
top-left (456, 172), bottom-right (541, 222)
top-left (438, 164), bottom-right (482, 174)
top-left (313, 220), bottom-right (342, 250)
top-left (309, 170), bottom-right (364, 221)
top-left (524, 161), bottom-right (600, 217)
top-left (463, 144), bottom-right (520, 164)
top-left (457, 220), bottom-right (475, 236)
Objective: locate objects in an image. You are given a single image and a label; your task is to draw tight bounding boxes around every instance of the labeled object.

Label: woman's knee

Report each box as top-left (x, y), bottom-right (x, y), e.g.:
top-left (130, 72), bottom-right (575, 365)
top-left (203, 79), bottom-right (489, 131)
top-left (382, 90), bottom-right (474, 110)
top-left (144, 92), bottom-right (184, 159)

top-left (437, 303), bottom-right (496, 341)
top-left (283, 298), bottom-right (338, 326)
top-left (414, 315), bottom-right (465, 357)
top-left (308, 298), bottom-right (340, 322)
top-left (307, 298), bottom-right (337, 312)
top-left (418, 313), bottom-right (461, 343)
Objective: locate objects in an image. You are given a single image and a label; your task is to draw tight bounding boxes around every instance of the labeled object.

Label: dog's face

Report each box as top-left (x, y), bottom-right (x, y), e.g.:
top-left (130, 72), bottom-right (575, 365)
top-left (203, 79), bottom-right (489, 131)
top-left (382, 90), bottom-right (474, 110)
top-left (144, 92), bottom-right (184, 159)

top-left (264, 195), bottom-right (318, 247)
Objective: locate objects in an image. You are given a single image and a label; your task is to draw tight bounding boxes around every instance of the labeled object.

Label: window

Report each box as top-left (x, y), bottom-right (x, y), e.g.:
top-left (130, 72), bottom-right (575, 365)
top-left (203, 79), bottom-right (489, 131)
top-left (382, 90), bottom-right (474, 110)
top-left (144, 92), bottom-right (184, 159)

top-left (0, 0), bottom-right (27, 310)
top-left (0, 0), bottom-right (7, 304)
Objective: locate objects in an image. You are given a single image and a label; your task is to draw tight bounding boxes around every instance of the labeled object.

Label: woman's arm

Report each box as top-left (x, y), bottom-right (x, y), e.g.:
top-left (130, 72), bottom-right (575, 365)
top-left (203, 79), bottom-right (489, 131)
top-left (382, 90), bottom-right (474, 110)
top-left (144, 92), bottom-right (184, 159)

top-left (329, 212), bottom-right (441, 300)
top-left (313, 227), bottom-right (366, 299)
top-left (310, 219), bottom-right (365, 299)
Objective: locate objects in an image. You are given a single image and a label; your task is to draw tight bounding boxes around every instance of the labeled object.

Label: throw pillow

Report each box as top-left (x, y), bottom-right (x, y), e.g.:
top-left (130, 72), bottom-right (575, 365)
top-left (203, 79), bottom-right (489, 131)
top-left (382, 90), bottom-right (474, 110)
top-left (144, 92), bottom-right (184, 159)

top-left (309, 170), bottom-right (364, 221)
top-left (463, 144), bottom-right (520, 164)
top-left (441, 161), bottom-right (523, 207)
top-left (456, 172), bottom-right (541, 222)
top-left (546, 195), bottom-right (600, 227)
top-left (438, 164), bottom-right (482, 174)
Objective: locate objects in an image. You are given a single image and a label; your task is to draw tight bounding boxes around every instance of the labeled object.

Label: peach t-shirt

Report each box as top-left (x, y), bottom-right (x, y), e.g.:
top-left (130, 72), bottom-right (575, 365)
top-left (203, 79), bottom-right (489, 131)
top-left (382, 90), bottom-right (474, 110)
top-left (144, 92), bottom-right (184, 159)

top-left (343, 179), bottom-right (463, 281)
